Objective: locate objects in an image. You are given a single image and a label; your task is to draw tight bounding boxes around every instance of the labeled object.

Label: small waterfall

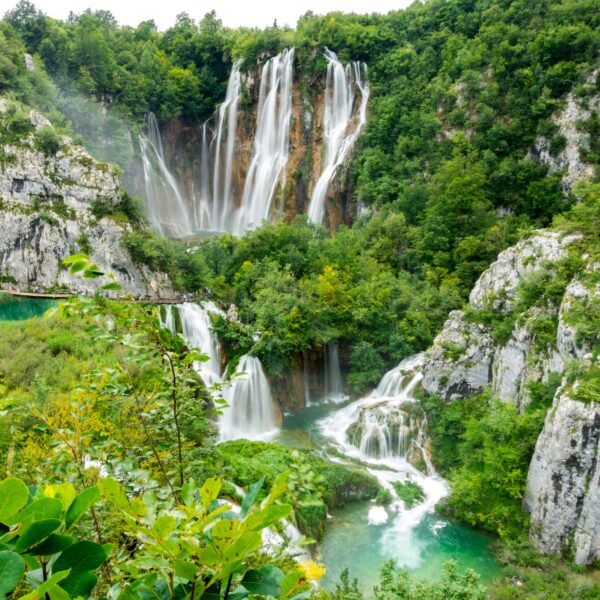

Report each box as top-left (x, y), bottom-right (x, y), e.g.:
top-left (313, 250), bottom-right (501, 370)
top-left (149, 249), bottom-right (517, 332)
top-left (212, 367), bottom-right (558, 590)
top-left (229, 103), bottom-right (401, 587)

top-left (318, 353), bottom-right (447, 539)
top-left (140, 113), bottom-right (191, 237)
top-left (235, 49), bottom-right (295, 233)
top-left (162, 302), bottom-right (223, 388)
top-left (324, 342), bottom-right (346, 402)
top-left (307, 49), bottom-right (369, 226)
top-left (220, 355), bottom-right (277, 441)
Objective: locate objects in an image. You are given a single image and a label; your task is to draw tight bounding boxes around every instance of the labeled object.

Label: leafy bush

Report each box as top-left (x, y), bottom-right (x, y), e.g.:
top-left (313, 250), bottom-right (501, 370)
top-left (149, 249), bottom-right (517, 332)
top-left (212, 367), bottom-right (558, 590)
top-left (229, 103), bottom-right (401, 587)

top-left (34, 124), bottom-right (61, 154)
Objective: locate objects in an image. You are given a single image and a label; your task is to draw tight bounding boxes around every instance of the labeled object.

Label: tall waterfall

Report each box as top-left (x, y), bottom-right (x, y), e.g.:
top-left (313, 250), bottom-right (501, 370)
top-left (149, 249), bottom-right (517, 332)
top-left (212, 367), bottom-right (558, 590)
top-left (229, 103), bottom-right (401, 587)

top-left (140, 113), bottom-right (191, 237)
top-left (220, 355), bottom-right (277, 441)
top-left (307, 49), bottom-right (370, 226)
top-left (324, 342), bottom-right (346, 402)
top-left (208, 63), bottom-right (242, 231)
top-left (235, 49), bottom-right (295, 233)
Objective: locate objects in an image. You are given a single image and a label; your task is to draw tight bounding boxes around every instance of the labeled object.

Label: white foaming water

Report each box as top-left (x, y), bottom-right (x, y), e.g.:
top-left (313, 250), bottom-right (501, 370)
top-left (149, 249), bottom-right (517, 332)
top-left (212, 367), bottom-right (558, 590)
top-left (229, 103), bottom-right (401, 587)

top-left (319, 353), bottom-right (448, 560)
top-left (308, 49), bottom-right (369, 226)
top-left (220, 354), bottom-right (278, 442)
top-left (235, 49), bottom-right (295, 233)
top-left (162, 302), bottom-right (223, 388)
top-left (140, 112), bottom-right (192, 237)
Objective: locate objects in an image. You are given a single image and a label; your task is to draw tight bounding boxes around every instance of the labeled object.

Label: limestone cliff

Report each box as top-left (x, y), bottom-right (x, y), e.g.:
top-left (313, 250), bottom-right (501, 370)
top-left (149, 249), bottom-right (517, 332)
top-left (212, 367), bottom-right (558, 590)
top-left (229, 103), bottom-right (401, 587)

top-left (0, 100), bottom-right (174, 298)
top-left (421, 228), bottom-right (600, 564)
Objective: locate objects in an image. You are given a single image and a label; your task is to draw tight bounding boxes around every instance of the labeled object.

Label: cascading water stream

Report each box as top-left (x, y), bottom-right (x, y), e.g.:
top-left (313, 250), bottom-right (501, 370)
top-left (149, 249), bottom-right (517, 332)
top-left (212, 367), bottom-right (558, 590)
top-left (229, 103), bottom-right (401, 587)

top-left (163, 302), bottom-right (278, 441)
top-left (307, 49), bottom-right (370, 226)
top-left (208, 63), bottom-right (242, 231)
top-left (324, 342), bottom-right (347, 403)
top-left (319, 353), bottom-right (447, 535)
top-left (140, 112), bottom-right (192, 237)
top-left (220, 355), bottom-right (278, 441)
top-left (162, 302), bottom-right (223, 388)
top-left (235, 49), bottom-right (295, 233)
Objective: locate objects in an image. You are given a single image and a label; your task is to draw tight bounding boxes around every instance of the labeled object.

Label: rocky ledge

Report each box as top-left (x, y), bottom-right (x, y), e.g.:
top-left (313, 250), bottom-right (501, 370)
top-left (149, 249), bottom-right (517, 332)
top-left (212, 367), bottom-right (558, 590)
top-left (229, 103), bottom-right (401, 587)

top-left (0, 100), bottom-right (174, 298)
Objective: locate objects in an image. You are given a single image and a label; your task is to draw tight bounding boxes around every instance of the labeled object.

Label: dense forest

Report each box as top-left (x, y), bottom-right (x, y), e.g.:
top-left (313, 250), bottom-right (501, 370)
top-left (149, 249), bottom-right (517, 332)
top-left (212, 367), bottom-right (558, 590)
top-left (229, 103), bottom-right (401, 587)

top-left (0, 0), bottom-right (599, 598)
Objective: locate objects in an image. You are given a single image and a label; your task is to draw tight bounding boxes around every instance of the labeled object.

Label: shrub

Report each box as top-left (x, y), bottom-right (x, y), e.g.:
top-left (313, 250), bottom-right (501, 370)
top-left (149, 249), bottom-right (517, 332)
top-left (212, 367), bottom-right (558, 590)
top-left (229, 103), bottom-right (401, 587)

top-left (34, 124), bottom-right (61, 154)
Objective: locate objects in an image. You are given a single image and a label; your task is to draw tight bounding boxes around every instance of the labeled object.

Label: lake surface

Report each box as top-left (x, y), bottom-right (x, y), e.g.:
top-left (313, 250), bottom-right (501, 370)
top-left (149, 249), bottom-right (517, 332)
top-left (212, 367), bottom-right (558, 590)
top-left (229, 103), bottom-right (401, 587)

top-left (0, 295), bottom-right (57, 321)
top-left (275, 400), bottom-right (502, 592)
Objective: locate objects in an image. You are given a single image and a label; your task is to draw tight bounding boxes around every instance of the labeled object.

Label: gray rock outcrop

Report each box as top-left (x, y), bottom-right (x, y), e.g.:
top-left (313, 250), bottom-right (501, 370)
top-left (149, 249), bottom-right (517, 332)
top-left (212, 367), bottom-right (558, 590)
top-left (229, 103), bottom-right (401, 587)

top-left (0, 101), bottom-right (174, 298)
top-left (524, 387), bottom-right (600, 565)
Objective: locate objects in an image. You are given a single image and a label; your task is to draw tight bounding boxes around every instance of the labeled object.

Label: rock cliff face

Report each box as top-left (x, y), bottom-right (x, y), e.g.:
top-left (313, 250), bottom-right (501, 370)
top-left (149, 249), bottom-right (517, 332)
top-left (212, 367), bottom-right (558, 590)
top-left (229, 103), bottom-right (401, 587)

top-left (524, 386), bottom-right (600, 565)
top-left (421, 228), bottom-right (600, 564)
top-left (422, 232), bottom-right (578, 406)
top-left (527, 70), bottom-right (598, 192)
top-left (0, 101), bottom-right (174, 298)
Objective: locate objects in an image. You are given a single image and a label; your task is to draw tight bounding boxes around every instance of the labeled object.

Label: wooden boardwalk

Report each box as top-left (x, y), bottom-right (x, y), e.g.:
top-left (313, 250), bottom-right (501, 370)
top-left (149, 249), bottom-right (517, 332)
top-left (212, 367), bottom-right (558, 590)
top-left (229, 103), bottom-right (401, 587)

top-left (0, 288), bottom-right (198, 305)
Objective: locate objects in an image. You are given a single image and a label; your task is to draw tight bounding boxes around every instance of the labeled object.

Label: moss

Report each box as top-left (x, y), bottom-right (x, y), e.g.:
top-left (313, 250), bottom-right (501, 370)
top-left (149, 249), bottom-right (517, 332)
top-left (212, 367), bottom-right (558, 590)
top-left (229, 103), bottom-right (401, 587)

top-left (394, 480), bottom-right (425, 508)
top-left (295, 502), bottom-right (328, 540)
top-left (320, 463), bottom-right (381, 508)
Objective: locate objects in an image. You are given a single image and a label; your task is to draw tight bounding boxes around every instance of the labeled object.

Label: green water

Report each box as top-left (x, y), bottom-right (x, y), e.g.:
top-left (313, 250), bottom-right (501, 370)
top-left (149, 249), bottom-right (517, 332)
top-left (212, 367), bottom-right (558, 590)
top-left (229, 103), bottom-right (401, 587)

top-left (0, 295), bottom-right (57, 321)
top-left (319, 504), bottom-right (501, 591)
top-left (276, 402), bottom-right (503, 592)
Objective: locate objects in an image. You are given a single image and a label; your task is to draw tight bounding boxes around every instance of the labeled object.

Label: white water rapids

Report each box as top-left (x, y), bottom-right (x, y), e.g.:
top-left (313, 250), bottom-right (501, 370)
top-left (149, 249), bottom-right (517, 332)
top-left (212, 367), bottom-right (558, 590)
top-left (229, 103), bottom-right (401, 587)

top-left (318, 354), bottom-right (448, 539)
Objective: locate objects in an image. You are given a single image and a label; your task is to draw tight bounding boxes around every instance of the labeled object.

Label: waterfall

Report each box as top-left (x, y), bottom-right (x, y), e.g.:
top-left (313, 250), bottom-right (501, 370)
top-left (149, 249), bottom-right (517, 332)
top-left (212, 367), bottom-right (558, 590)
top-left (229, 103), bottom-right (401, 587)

top-left (140, 112), bottom-right (192, 237)
top-left (220, 355), bottom-right (277, 441)
top-left (162, 302), bottom-right (223, 388)
top-left (318, 353), bottom-right (448, 535)
top-left (209, 63), bottom-right (242, 231)
top-left (324, 342), bottom-right (346, 402)
top-left (235, 48), bottom-right (295, 233)
top-left (307, 49), bottom-right (370, 226)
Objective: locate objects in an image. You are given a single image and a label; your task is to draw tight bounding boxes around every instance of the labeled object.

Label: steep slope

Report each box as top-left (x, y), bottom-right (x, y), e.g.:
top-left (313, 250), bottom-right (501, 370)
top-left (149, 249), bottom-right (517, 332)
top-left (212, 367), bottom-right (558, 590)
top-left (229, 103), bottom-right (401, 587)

top-left (421, 215), bottom-right (599, 563)
top-left (0, 99), bottom-right (174, 297)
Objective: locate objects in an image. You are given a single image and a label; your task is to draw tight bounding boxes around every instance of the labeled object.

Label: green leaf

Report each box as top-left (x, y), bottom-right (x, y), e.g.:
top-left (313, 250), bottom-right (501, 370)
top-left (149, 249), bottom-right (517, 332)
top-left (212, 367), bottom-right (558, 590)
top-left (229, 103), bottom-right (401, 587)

top-left (0, 551), bottom-right (25, 595)
top-left (60, 571), bottom-right (98, 597)
top-left (69, 261), bottom-right (86, 274)
top-left (101, 282), bottom-right (122, 291)
top-left (29, 534), bottom-right (74, 556)
top-left (65, 486), bottom-right (100, 530)
top-left (200, 477), bottom-right (221, 508)
top-left (15, 519), bottom-right (61, 552)
top-left (19, 570), bottom-right (70, 600)
top-left (18, 498), bottom-right (63, 523)
top-left (151, 515), bottom-right (176, 540)
top-left (63, 254), bottom-right (90, 265)
top-left (0, 478), bottom-right (29, 524)
top-left (52, 541), bottom-right (107, 574)
top-left (241, 476), bottom-right (265, 517)
top-left (181, 479), bottom-right (196, 507)
top-left (245, 504), bottom-right (292, 531)
top-left (241, 565), bottom-right (283, 597)
top-left (174, 559), bottom-right (198, 581)
top-left (279, 570), bottom-right (304, 599)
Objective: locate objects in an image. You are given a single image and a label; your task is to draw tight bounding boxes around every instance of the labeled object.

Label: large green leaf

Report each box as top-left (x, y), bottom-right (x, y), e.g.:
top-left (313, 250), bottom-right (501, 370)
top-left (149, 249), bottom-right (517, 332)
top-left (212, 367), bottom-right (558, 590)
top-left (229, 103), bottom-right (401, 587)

top-left (52, 540), bottom-right (107, 574)
top-left (17, 498), bottom-right (63, 523)
top-left (65, 486), bottom-right (100, 530)
top-left (0, 478), bottom-right (29, 524)
top-left (15, 519), bottom-right (62, 552)
top-left (0, 550), bottom-right (25, 595)
top-left (241, 476), bottom-right (265, 517)
top-left (241, 565), bottom-right (283, 597)
top-left (29, 534), bottom-right (74, 556)
top-left (60, 571), bottom-right (98, 597)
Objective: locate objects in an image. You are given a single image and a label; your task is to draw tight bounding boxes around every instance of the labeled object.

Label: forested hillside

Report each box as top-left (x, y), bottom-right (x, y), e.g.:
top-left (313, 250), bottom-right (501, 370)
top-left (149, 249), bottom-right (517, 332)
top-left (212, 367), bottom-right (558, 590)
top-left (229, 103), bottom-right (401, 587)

top-left (0, 0), bottom-right (599, 598)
